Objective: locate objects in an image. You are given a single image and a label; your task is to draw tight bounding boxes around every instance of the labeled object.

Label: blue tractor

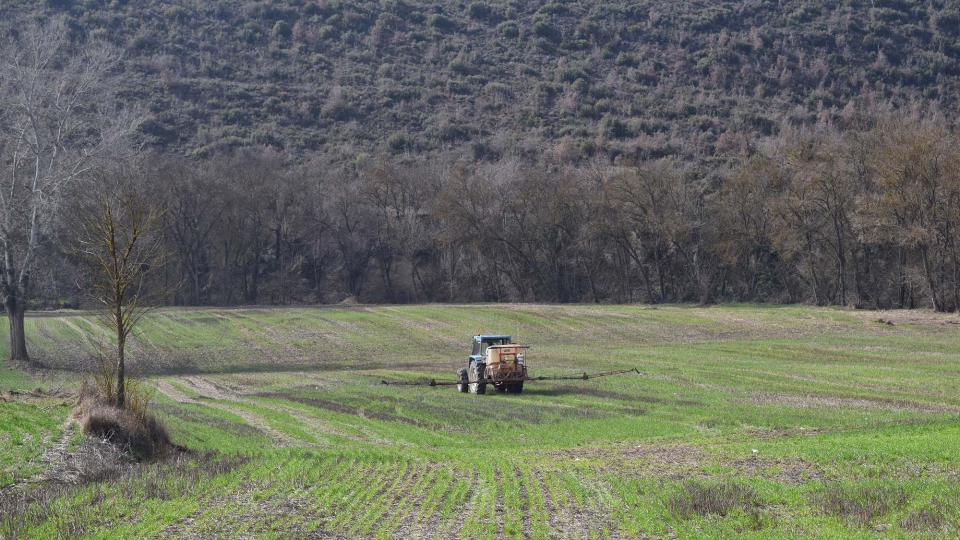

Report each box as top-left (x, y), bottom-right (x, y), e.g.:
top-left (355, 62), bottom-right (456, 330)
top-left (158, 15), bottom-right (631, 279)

top-left (457, 335), bottom-right (528, 394)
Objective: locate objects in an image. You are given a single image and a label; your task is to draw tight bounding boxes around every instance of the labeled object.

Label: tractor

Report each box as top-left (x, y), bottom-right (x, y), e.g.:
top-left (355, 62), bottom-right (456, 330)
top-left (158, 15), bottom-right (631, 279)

top-left (457, 335), bottom-right (527, 394)
top-left (380, 335), bottom-right (638, 392)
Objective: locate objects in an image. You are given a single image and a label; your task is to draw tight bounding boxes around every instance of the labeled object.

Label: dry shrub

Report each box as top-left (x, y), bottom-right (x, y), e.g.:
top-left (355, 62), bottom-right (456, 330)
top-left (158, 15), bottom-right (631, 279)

top-left (86, 351), bottom-right (154, 417)
top-left (73, 380), bottom-right (172, 461)
top-left (78, 406), bottom-right (171, 460)
top-left (812, 484), bottom-right (908, 526)
top-left (668, 479), bottom-right (758, 518)
top-left (89, 351), bottom-right (117, 403)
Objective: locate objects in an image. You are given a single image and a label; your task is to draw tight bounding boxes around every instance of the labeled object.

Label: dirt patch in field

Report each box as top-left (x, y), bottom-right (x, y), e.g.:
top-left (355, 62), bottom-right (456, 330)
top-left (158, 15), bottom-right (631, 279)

top-left (747, 393), bottom-right (960, 414)
top-left (743, 426), bottom-right (828, 440)
top-left (551, 443), bottom-right (706, 478)
top-left (729, 455), bottom-right (826, 485)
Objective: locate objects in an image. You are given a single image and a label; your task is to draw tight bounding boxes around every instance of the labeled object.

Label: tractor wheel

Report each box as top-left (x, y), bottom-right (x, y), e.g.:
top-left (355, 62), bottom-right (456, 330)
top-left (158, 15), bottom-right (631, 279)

top-left (457, 368), bottom-right (468, 393)
top-left (495, 383), bottom-right (507, 393)
top-left (507, 382), bottom-right (524, 394)
top-left (468, 363), bottom-right (486, 395)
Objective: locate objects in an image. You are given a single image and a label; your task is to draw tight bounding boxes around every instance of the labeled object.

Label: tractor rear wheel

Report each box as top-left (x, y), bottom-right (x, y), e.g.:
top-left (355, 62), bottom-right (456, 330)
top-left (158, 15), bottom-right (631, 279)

top-left (468, 363), bottom-right (486, 395)
top-left (457, 368), bottom-right (468, 393)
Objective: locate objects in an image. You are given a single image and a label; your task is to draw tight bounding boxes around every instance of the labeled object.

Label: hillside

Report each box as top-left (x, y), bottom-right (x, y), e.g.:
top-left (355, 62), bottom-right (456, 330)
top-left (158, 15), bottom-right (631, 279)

top-left (4, 0), bottom-right (960, 161)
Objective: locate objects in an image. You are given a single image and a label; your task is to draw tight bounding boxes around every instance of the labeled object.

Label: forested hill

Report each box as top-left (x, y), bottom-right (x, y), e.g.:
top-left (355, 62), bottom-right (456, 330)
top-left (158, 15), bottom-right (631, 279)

top-left (5, 0), bottom-right (960, 161)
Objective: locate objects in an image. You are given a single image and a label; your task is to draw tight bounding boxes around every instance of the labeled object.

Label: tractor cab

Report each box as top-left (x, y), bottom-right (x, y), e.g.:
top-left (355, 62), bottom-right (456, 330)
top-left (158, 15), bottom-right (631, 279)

top-left (469, 335), bottom-right (512, 364)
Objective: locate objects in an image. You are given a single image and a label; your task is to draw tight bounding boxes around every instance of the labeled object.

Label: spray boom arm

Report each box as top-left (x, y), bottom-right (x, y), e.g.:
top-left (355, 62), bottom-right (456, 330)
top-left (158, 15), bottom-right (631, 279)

top-left (381, 368), bottom-right (640, 387)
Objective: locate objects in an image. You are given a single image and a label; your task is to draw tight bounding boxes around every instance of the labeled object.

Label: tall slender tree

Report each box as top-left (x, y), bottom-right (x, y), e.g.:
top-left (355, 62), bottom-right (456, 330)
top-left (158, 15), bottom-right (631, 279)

top-left (77, 171), bottom-right (165, 408)
top-left (0, 17), bottom-right (135, 362)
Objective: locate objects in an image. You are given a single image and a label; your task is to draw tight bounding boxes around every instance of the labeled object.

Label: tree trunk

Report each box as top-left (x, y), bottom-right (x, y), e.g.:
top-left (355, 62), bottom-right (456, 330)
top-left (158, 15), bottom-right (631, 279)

top-left (116, 330), bottom-right (126, 408)
top-left (248, 259), bottom-right (260, 304)
top-left (5, 295), bottom-right (28, 362)
top-left (852, 245), bottom-right (868, 308)
top-left (953, 253), bottom-right (960, 313)
top-left (805, 232), bottom-right (823, 306)
top-left (620, 235), bottom-right (656, 303)
top-left (697, 271), bottom-right (715, 305)
top-left (222, 243), bottom-right (234, 304)
top-left (897, 247), bottom-right (908, 308)
top-left (192, 262), bottom-right (201, 304)
top-left (380, 254), bottom-right (395, 303)
top-left (920, 245), bottom-right (943, 312)
top-left (447, 243), bottom-right (457, 301)
top-left (834, 218), bottom-right (848, 306)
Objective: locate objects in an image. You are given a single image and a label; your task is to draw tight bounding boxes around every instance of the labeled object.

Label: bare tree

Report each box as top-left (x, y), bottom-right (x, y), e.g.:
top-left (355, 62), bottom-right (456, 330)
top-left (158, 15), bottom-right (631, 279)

top-left (865, 120), bottom-right (960, 312)
top-left (783, 132), bottom-right (859, 306)
top-left (77, 173), bottom-right (165, 409)
top-left (0, 17), bottom-right (135, 362)
top-left (716, 157), bottom-right (785, 301)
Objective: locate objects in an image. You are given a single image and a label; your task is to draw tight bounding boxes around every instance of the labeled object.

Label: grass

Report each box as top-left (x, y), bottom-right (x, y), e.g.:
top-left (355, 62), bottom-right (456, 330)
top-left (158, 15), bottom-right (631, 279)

top-left (0, 401), bottom-right (69, 489)
top-left (1, 304), bottom-right (959, 538)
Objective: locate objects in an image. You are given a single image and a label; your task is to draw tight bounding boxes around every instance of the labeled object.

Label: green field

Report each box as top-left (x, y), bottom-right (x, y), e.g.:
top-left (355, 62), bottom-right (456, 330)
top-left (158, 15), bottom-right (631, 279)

top-left (3, 304), bottom-right (960, 538)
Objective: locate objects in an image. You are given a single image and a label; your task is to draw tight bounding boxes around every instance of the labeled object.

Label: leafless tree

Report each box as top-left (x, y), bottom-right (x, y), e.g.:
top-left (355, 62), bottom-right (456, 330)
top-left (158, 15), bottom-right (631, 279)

top-left (77, 171), bottom-right (166, 409)
top-left (0, 17), bottom-right (136, 361)
top-left (865, 119), bottom-right (960, 312)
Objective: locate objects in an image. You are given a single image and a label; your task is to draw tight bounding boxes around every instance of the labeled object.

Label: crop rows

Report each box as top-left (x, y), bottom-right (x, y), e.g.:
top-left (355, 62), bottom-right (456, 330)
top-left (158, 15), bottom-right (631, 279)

top-left (3, 305), bottom-right (960, 537)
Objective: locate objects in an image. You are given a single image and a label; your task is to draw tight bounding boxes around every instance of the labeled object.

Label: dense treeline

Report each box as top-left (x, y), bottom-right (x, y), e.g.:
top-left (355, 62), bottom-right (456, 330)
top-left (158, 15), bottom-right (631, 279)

top-left (48, 114), bottom-right (959, 312)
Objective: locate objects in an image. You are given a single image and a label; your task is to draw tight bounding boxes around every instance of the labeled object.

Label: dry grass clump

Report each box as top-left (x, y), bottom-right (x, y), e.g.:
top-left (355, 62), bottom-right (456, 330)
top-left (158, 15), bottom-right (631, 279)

top-left (86, 353), bottom-right (156, 419)
top-left (811, 484), bottom-right (908, 526)
top-left (668, 479), bottom-right (758, 518)
top-left (73, 379), bottom-right (173, 461)
top-left (900, 499), bottom-right (953, 533)
top-left (38, 434), bottom-right (134, 486)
